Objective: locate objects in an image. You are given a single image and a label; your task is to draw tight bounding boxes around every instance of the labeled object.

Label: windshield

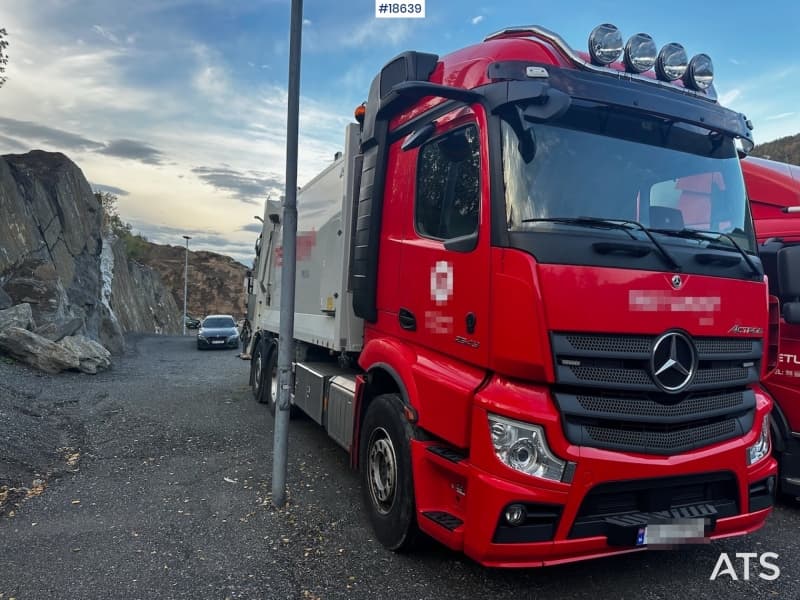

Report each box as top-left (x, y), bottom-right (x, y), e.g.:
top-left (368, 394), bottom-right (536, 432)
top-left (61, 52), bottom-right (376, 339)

top-left (203, 317), bottom-right (235, 329)
top-left (502, 102), bottom-right (756, 254)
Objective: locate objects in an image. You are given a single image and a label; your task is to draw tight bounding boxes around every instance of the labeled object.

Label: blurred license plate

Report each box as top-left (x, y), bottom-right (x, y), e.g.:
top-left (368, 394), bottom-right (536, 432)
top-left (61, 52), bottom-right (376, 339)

top-left (636, 519), bottom-right (707, 546)
top-left (211, 340), bottom-right (224, 345)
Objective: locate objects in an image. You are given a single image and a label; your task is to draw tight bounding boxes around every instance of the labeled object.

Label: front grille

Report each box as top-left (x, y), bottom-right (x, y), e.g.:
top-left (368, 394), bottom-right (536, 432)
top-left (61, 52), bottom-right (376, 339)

top-left (694, 367), bottom-right (750, 385)
top-left (552, 332), bottom-right (761, 393)
top-left (569, 366), bottom-right (652, 386)
top-left (569, 472), bottom-right (739, 539)
top-left (564, 334), bottom-right (651, 354)
top-left (552, 331), bottom-right (760, 454)
top-left (575, 390), bottom-right (745, 419)
top-left (695, 338), bottom-right (754, 354)
top-left (585, 419), bottom-right (738, 453)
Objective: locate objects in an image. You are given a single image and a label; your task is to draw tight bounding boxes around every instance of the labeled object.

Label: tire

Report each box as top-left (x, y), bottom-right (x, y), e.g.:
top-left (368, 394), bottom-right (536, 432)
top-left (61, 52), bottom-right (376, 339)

top-left (251, 339), bottom-right (268, 403)
top-left (360, 393), bottom-right (420, 551)
top-left (240, 322), bottom-right (251, 352)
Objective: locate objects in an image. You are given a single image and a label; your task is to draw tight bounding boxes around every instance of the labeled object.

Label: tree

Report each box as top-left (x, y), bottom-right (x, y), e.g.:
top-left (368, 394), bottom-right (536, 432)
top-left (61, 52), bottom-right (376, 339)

top-left (95, 190), bottom-right (150, 260)
top-left (0, 28), bottom-right (8, 89)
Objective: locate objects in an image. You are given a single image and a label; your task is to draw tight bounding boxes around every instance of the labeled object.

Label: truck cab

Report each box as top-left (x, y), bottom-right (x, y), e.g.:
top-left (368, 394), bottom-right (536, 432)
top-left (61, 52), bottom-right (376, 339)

top-left (249, 23), bottom-right (778, 567)
top-left (744, 156), bottom-right (800, 497)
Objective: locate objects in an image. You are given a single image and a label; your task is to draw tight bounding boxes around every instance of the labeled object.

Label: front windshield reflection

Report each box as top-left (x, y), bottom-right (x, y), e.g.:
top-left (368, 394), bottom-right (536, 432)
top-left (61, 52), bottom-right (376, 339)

top-left (502, 103), bottom-right (756, 254)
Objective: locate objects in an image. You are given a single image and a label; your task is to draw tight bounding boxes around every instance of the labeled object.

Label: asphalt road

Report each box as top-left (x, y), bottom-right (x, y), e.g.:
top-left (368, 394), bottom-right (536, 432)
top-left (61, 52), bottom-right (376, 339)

top-left (1, 334), bottom-right (799, 599)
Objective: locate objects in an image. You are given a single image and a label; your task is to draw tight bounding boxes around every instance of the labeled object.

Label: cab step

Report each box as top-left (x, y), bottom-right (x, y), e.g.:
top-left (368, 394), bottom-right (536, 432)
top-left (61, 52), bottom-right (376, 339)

top-left (422, 511), bottom-right (464, 531)
top-left (426, 446), bottom-right (466, 463)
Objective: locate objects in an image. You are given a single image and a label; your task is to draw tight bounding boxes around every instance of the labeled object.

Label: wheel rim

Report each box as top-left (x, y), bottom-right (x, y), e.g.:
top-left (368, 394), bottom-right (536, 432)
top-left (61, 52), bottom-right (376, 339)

top-left (367, 427), bottom-right (397, 515)
top-left (270, 360), bottom-right (278, 406)
top-left (254, 349), bottom-right (263, 389)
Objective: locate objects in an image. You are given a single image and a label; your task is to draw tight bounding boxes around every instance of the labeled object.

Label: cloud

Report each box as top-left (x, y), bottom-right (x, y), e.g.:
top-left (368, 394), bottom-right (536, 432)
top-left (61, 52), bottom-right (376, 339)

top-left (765, 111), bottom-right (796, 121)
top-left (0, 116), bottom-right (104, 151)
top-left (192, 166), bottom-right (283, 204)
top-left (92, 25), bottom-right (120, 45)
top-left (92, 182), bottom-right (130, 196)
top-left (339, 19), bottom-right (411, 48)
top-left (0, 134), bottom-right (30, 152)
top-left (471, 15), bottom-right (484, 25)
top-left (240, 222), bottom-right (264, 233)
top-left (718, 89), bottom-right (741, 105)
top-left (97, 139), bottom-right (164, 164)
top-left (303, 19), bottom-right (312, 26)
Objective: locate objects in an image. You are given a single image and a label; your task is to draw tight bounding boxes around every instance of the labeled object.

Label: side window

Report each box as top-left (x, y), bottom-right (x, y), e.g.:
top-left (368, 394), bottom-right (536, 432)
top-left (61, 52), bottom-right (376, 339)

top-left (415, 125), bottom-right (480, 240)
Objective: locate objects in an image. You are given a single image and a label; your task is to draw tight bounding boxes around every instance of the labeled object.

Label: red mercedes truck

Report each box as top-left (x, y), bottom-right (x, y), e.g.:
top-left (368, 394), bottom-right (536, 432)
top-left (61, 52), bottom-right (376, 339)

top-left (246, 23), bottom-right (779, 567)
top-left (743, 156), bottom-right (800, 498)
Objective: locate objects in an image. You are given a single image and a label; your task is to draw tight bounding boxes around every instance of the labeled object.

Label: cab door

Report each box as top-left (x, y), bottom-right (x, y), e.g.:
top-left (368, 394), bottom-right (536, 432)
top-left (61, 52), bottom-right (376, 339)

top-left (396, 107), bottom-right (491, 369)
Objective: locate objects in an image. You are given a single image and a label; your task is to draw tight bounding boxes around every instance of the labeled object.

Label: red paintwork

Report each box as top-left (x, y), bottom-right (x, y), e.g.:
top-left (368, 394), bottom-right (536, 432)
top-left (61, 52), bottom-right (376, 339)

top-left (743, 156), bottom-right (800, 241)
top-left (354, 32), bottom-right (775, 567)
top-left (743, 157), bottom-right (800, 433)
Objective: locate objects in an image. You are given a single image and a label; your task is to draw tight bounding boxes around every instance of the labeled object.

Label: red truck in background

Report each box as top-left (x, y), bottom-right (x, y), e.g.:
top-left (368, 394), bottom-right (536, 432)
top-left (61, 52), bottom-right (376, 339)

top-left (245, 22), bottom-right (782, 567)
top-left (742, 156), bottom-right (800, 498)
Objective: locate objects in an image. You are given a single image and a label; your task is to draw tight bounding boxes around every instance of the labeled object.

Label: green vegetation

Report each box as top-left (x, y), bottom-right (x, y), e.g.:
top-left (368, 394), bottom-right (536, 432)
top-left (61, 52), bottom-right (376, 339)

top-left (95, 191), bottom-right (149, 261)
top-left (751, 132), bottom-right (800, 166)
top-left (0, 28), bottom-right (8, 88)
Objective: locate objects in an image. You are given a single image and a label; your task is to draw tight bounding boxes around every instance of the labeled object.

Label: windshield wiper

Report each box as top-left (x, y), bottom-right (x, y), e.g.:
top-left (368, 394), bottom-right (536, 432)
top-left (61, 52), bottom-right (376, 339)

top-left (520, 217), bottom-right (681, 271)
top-left (649, 228), bottom-right (760, 276)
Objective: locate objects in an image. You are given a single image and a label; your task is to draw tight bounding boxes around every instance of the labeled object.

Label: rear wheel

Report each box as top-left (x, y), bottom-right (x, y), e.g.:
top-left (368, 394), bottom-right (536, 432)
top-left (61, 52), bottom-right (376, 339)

top-left (251, 339), bottom-right (272, 403)
top-left (360, 393), bottom-right (419, 551)
top-left (264, 343), bottom-right (279, 416)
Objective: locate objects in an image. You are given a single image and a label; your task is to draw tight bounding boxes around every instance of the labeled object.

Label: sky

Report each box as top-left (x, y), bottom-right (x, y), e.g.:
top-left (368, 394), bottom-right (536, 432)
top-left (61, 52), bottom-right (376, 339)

top-left (1, 0), bottom-right (799, 265)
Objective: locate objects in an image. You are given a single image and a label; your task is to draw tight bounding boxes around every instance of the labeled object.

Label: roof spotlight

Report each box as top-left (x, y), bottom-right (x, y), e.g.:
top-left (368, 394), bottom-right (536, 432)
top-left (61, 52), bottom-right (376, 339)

top-left (656, 42), bottom-right (689, 81)
top-left (588, 23), bottom-right (623, 66)
top-left (684, 53), bottom-right (714, 90)
top-left (624, 33), bottom-right (657, 73)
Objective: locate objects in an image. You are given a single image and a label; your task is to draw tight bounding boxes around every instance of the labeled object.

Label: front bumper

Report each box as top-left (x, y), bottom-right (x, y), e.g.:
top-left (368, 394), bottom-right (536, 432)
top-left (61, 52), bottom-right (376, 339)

top-left (197, 336), bottom-right (239, 349)
top-left (429, 377), bottom-right (777, 567)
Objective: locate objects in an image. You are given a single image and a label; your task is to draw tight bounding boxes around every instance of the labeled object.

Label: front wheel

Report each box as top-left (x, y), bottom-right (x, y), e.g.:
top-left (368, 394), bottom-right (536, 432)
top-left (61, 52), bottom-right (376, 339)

top-left (360, 393), bottom-right (419, 551)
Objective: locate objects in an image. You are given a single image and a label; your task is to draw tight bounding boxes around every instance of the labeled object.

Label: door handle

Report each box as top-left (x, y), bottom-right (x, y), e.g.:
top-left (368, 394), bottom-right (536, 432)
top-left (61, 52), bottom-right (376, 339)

top-left (399, 308), bottom-right (417, 331)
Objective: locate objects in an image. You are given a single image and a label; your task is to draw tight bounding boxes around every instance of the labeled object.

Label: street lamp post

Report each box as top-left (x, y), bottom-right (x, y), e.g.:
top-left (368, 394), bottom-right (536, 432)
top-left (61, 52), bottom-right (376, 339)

top-left (182, 235), bottom-right (191, 336)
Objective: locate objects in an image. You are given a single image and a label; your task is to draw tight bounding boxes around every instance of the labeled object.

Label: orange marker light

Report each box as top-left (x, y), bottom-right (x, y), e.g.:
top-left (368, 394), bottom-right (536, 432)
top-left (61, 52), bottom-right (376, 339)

top-left (354, 103), bottom-right (366, 124)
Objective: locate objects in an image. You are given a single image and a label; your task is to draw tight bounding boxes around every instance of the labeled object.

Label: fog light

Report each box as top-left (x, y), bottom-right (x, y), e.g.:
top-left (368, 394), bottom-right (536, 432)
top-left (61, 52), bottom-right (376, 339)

top-left (624, 33), bottom-right (657, 73)
top-left (504, 504), bottom-right (527, 526)
top-left (684, 53), bottom-right (714, 90)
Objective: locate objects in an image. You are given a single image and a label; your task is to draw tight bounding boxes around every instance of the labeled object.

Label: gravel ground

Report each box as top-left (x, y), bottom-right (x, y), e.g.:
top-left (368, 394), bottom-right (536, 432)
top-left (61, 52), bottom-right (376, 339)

top-left (1, 334), bottom-right (799, 600)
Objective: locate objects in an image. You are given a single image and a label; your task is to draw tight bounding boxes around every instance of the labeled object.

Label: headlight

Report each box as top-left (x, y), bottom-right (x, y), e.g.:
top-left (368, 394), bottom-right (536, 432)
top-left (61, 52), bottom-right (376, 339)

top-left (747, 415), bottom-right (771, 465)
top-left (198, 333), bottom-right (206, 340)
top-left (228, 334), bottom-right (239, 341)
top-left (488, 414), bottom-right (566, 481)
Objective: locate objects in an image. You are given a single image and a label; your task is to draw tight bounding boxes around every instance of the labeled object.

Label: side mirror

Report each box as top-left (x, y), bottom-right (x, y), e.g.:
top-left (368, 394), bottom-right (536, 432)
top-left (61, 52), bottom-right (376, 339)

top-left (783, 302), bottom-right (800, 325)
top-left (777, 245), bottom-right (800, 297)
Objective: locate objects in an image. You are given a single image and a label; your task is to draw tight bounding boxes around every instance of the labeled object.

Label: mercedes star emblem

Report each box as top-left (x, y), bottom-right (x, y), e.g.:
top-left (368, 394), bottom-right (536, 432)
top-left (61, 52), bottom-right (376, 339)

top-left (651, 331), bottom-right (696, 392)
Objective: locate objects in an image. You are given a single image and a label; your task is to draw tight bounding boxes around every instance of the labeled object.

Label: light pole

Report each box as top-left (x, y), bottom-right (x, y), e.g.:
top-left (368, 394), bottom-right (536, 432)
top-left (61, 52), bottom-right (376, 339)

top-left (182, 235), bottom-right (191, 335)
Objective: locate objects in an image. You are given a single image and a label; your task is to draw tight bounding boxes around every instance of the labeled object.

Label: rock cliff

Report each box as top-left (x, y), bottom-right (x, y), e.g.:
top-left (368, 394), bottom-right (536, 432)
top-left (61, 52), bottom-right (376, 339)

top-left (0, 151), bottom-right (181, 364)
top-left (131, 242), bottom-right (247, 320)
